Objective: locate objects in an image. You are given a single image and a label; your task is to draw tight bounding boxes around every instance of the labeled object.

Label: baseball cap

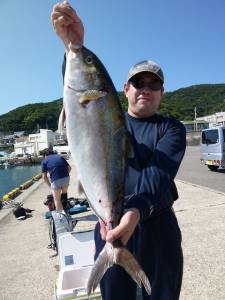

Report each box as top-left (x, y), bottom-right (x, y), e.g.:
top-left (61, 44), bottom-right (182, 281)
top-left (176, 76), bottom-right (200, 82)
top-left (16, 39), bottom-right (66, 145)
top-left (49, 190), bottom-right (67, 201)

top-left (127, 60), bottom-right (164, 83)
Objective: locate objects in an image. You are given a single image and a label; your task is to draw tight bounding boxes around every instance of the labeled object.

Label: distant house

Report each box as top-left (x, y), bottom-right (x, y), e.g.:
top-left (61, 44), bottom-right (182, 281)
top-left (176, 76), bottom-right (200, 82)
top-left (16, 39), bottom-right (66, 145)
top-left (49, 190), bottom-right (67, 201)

top-left (1, 134), bottom-right (15, 145)
top-left (54, 131), bottom-right (67, 145)
top-left (14, 141), bottom-right (34, 156)
top-left (15, 136), bottom-right (29, 144)
top-left (196, 111), bottom-right (225, 127)
top-left (14, 129), bottom-right (54, 156)
top-left (29, 129), bottom-right (54, 154)
top-left (181, 120), bottom-right (209, 132)
top-left (53, 145), bottom-right (70, 159)
top-left (14, 131), bottom-right (25, 137)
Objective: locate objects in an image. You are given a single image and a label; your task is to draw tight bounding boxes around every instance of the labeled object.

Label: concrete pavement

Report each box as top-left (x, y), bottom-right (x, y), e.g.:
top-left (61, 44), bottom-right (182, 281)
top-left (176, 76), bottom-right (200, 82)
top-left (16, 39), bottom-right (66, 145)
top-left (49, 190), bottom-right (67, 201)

top-left (174, 180), bottom-right (225, 300)
top-left (0, 163), bottom-right (225, 299)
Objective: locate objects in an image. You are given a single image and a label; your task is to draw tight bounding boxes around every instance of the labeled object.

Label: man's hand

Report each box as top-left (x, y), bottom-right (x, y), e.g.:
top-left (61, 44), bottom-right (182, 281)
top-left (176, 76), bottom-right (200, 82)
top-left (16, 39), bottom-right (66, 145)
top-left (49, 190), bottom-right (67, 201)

top-left (51, 1), bottom-right (84, 50)
top-left (99, 208), bottom-right (140, 246)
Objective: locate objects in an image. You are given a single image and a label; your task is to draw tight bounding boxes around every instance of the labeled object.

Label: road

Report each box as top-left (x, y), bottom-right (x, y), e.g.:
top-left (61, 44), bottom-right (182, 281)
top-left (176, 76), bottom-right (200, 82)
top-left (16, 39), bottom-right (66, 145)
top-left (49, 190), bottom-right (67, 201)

top-left (177, 146), bottom-right (225, 193)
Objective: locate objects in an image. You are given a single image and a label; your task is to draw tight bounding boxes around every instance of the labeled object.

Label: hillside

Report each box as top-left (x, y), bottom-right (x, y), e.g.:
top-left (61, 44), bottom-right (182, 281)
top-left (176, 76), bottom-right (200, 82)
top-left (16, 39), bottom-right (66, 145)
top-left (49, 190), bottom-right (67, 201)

top-left (0, 99), bottom-right (63, 134)
top-left (1, 83), bottom-right (225, 134)
top-left (160, 83), bottom-right (225, 120)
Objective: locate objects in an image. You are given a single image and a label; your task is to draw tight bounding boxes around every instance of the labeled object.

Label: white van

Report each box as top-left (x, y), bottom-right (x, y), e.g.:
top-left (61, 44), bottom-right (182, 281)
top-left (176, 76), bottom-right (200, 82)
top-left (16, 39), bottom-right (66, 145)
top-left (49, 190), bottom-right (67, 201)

top-left (200, 126), bottom-right (225, 171)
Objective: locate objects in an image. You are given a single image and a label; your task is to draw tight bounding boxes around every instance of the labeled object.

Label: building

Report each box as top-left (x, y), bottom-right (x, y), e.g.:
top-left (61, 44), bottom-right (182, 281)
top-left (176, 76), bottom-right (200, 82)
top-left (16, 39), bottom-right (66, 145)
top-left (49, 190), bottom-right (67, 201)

top-left (14, 129), bottom-right (54, 156)
top-left (182, 120), bottom-right (209, 132)
top-left (53, 145), bottom-right (70, 159)
top-left (196, 111), bottom-right (225, 127)
top-left (29, 129), bottom-right (54, 154)
top-left (14, 131), bottom-right (25, 137)
top-left (13, 141), bottom-right (34, 156)
top-left (54, 131), bottom-right (67, 145)
top-left (0, 134), bottom-right (15, 145)
top-left (182, 112), bottom-right (225, 146)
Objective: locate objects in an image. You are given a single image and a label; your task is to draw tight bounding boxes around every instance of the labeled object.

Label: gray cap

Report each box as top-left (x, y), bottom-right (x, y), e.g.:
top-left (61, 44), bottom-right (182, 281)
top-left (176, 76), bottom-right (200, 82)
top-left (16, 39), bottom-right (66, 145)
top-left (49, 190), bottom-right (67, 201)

top-left (127, 60), bottom-right (164, 83)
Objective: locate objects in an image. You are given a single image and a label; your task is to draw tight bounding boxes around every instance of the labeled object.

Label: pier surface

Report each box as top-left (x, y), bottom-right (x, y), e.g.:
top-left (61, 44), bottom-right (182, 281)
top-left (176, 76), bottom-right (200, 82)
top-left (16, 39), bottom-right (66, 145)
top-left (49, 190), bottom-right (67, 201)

top-left (0, 161), bottom-right (225, 299)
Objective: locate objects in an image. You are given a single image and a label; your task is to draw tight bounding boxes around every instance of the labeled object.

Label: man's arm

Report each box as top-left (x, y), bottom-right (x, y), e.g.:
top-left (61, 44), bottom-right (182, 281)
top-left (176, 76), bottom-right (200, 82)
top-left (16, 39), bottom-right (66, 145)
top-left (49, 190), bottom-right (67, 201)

top-left (42, 172), bottom-right (51, 189)
top-left (67, 164), bottom-right (72, 173)
top-left (125, 120), bottom-right (186, 221)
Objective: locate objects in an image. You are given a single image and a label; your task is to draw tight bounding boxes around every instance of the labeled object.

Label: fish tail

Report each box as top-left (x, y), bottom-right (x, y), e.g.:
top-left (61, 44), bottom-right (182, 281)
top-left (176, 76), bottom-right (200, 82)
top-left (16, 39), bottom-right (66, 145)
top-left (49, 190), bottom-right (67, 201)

top-left (87, 243), bottom-right (113, 296)
top-left (86, 242), bottom-right (151, 296)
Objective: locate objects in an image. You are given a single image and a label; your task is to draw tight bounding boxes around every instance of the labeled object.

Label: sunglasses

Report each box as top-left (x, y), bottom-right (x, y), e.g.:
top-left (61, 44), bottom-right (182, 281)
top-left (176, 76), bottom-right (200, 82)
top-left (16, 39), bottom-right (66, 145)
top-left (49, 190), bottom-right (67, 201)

top-left (129, 77), bottom-right (162, 91)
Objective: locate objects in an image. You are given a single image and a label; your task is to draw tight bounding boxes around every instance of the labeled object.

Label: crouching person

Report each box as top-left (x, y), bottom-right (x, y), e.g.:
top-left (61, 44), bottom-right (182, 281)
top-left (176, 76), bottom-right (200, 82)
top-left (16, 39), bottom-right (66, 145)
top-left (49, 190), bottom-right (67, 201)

top-left (41, 148), bottom-right (71, 212)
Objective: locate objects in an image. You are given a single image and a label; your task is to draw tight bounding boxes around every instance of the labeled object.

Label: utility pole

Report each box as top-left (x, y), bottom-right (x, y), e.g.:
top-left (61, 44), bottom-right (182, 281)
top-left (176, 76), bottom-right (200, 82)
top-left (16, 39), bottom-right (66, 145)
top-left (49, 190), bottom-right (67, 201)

top-left (194, 106), bottom-right (197, 131)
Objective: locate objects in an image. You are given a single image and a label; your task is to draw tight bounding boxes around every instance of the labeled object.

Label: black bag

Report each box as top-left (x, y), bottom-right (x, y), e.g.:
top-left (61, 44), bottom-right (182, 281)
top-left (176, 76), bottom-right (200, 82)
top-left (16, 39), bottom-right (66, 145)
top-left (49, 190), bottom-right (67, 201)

top-left (13, 205), bottom-right (27, 219)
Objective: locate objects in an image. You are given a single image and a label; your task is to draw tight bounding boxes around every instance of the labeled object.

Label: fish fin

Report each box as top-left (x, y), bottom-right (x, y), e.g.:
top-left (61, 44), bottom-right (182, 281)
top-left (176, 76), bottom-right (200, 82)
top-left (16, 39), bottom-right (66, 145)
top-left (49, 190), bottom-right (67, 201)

top-left (87, 243), bottom-right (113, 296)
top-left (58, 108), bottom-right (66, 134)
top-left (78, 90), bottom-right (107, 104)
top-left (86, 243), bottom-right (151, 296)
top-left (116, 247), bottom-right (151, 295)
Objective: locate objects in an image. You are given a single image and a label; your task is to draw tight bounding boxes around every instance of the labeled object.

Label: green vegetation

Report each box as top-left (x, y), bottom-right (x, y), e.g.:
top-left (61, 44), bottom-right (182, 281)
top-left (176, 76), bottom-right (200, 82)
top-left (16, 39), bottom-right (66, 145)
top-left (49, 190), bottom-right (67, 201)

top-left (1, 84), bottom-right (225, 134)
top-left (0, 99), bottom-right (63, 134)
top-left (159, 84), bottom-right (225, 120)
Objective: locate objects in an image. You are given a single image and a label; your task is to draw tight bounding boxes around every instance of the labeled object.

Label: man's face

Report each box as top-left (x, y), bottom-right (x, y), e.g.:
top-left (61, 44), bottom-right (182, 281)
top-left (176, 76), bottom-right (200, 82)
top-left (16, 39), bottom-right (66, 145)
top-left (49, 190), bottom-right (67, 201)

top-left (124, 72), bottom-right (164, 118)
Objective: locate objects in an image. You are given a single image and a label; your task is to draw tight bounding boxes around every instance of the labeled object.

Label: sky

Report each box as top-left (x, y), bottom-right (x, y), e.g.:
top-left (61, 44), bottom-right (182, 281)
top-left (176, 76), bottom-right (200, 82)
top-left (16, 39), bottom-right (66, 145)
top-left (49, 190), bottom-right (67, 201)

top-left (1, 0), bottom-right (225, 115)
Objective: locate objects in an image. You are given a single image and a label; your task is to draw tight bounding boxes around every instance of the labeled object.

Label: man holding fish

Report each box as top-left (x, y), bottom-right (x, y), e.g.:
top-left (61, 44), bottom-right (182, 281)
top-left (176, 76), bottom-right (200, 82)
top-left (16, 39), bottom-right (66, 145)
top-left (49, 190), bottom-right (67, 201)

top-left (51, 1), bottom-right (186, 299)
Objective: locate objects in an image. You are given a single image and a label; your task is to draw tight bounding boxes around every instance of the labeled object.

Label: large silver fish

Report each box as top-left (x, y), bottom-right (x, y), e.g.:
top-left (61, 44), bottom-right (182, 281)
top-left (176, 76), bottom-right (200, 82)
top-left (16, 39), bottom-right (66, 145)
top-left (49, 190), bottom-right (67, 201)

top-left (61, 44), bottom-right (151, 296)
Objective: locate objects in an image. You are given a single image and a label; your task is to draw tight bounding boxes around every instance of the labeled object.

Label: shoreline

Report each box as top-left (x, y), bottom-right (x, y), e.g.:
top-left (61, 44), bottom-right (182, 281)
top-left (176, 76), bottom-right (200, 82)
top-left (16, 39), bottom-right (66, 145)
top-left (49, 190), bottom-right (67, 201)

top-left (0, 155), bottom-right (42, 167)
top-left (0, 165), bottom-right (41, 204)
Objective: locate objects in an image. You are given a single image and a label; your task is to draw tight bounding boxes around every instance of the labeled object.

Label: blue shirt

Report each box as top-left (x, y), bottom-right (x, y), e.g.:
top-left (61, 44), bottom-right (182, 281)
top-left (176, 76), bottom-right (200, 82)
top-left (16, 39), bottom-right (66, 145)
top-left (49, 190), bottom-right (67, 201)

top-left (124, 113), bottom-right (186, 221)
top-left (41, 154), bottom-right (69, 182)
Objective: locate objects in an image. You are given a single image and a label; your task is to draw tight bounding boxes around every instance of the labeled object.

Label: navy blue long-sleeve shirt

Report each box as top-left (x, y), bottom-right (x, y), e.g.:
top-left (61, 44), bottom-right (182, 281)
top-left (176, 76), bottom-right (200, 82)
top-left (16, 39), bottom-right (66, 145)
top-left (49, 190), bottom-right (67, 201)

top-left (124, 112), bottom-right (186, 221)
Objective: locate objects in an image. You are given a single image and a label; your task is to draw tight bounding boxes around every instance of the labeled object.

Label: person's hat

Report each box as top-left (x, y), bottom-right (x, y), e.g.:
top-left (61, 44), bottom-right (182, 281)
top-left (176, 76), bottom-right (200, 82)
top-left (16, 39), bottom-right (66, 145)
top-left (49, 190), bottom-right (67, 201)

top-left (127, 60), bottom-right (164, 83)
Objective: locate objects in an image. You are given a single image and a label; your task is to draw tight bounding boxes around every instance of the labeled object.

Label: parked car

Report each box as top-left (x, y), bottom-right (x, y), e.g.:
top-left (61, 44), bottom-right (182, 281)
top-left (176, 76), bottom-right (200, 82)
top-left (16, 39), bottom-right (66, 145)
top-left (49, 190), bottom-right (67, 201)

top-left (200, 126), bottom-right (225, 171)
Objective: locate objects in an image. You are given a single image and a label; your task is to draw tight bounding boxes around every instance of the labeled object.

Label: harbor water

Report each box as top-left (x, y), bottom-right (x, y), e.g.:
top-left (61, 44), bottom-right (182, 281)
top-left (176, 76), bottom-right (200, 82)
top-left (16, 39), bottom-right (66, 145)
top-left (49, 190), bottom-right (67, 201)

top-left (0, 164), bottom-right (41, 200)
top-left (0, 151), bottom-right (8, 157)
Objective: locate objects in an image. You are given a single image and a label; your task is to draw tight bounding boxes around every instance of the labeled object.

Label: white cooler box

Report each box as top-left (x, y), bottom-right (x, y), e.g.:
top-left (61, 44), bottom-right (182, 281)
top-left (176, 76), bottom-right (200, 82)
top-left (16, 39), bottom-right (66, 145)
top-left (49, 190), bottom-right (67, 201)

top-left (55, 230), bottom-right (101, 300)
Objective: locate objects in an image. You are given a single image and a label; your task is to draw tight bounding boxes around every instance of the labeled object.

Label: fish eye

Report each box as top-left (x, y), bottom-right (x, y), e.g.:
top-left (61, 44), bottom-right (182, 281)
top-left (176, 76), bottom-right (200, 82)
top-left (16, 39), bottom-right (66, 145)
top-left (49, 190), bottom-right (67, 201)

top-left (85, 56), bottom-right (93, 64)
